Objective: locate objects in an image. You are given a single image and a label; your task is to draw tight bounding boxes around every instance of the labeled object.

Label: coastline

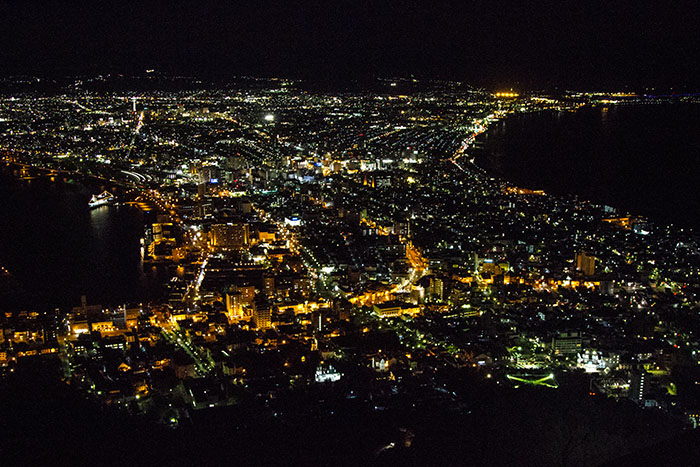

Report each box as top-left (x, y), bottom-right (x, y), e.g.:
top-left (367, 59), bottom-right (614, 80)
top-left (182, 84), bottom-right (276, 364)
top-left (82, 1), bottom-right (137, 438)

top-left (471, 102), bottom-right (700, 232)
top-left (0, 169), bottom-right (149, 310)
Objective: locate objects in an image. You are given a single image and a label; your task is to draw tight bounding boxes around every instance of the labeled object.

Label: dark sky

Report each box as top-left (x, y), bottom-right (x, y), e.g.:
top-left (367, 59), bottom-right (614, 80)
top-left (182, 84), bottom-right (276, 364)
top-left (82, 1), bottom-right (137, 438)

top-left (1, 0), bottom-right (699, 89)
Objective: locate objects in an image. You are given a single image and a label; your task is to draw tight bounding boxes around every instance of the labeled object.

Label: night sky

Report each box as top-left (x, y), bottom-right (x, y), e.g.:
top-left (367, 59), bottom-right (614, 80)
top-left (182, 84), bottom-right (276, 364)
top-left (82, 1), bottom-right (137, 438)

top-left (1, 0), bottom-right (699, 89)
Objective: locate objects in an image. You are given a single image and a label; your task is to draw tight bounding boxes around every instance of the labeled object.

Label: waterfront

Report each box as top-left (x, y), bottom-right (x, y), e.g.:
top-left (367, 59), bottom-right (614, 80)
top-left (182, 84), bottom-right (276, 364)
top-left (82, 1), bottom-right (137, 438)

top-left (476, 103), bottom-right (700, 231)
top-left (0, 173), bottom-right (148, 310)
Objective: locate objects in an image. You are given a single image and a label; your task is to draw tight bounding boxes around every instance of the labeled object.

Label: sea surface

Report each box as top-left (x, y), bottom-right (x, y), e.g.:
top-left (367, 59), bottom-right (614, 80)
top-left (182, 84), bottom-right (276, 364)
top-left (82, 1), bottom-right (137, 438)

top-left (0, 173), bottom-right (149, 310)
top-left (476, 103), bottom-right (700, 231)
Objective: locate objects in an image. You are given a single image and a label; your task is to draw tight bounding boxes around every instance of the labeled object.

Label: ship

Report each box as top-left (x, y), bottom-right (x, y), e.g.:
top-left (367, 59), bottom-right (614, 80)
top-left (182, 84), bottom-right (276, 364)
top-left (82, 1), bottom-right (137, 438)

top-left (89, 191), bottom-right (116, 209)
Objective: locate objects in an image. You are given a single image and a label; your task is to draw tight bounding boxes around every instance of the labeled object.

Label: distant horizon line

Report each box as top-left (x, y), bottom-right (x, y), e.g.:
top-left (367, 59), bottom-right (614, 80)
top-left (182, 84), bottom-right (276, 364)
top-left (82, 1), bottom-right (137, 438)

top-left (0, 73), bottom-right (697, 95)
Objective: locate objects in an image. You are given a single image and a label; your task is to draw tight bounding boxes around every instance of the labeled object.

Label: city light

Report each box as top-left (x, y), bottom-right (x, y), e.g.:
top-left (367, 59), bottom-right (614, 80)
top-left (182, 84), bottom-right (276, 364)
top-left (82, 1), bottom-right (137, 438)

top-left (1, 73), bottom-right (696, 464)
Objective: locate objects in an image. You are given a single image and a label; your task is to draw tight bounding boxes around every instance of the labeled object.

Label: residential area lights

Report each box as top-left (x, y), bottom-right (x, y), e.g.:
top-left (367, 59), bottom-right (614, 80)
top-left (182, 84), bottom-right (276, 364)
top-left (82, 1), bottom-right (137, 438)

top-left (1, 77), bottom-right (699, 439)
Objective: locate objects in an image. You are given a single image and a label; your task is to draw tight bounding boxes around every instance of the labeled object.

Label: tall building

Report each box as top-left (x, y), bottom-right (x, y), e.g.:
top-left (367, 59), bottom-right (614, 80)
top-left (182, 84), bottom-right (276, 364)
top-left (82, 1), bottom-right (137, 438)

top-left (253, 298), bottom-right (272, 330)
top-left (629, 371), bottom-right (648, 404)
top-left (236, 285), bottom-right (256, 305)
top-left (552, 331), bottom-right (582, 356)
top-left (211, 223), bottom-right (249, 249)
top-left (199, 165), bottom-right (220, 184)
top-left (293, 276), bottom-right (311, 298)
top-left (225, 291), bottom-right (244, 320)
top-left (428, 276), bottom-right (444, 302)
top-left (263, 273), bottom-right (276, 298)
top-left (575, 251), bottom-right (596, 276)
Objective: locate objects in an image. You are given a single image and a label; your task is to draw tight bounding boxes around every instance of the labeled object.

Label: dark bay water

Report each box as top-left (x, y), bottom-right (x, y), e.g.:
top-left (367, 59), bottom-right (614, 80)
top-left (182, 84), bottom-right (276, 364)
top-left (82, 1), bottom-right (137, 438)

top-left (477, 103), bottom-right (700, 230)
top-left (0, 174), bottom-right (148, 310)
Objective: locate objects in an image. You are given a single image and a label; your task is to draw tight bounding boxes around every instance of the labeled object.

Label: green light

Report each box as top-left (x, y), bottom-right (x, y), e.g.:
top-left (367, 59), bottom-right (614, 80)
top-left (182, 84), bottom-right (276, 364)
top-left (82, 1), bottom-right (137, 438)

top-left (506, 373), bottom-right (559, 389)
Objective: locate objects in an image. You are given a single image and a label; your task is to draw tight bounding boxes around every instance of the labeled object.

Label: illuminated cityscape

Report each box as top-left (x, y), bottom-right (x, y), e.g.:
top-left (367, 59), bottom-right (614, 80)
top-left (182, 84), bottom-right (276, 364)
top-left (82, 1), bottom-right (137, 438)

top-left (1, 76), bottom-right (699, 464)
top-left (2, 2), bottom-right (700, 465)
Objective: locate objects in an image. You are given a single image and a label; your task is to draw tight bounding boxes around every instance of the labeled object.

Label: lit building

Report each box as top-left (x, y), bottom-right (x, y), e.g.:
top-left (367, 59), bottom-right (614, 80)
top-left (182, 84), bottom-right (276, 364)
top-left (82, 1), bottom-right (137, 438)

top-left (576, 350), bottom-right (620, 373)
top-left (153, 223), bottom-right (176, 242)
top-left (629, 371), bottom-right (648, 404)
top-left (315, 363), bottom-right (342, 383)
top-left (91, 321), bottom-right (117, 333)
top-left (211, 223), bottom-right (249, 249)
top-left (253, 299), bottom-right (272, 329)
top-left (552, 331), bottom-right (582, 356)
top-left (293, 276), bottom-right (311, 298)
top-left (284, 216), bottom-right (302, 227)
top-left (373, 300), bottom-right (421, 318)
top-left (428, 276), bottom-right (444, 301)
top-left (263, 274), bottom-right (276, 298)
top-left (575, 251), bottom-right (596, 276)
top-left (257, 228), bottom-right (276, 243)
top-left (236, 285), bottom-right (256, 304)
top-left (225, 291), bottom-right (244, 320)
top-left (225, 284), bottom-right (255, 321)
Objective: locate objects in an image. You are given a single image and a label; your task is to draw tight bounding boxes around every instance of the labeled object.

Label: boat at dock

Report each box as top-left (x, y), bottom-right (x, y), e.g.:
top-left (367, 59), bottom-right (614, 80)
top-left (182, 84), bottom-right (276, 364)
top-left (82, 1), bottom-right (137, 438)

top-left (88, 191), bottom-right (116, 209)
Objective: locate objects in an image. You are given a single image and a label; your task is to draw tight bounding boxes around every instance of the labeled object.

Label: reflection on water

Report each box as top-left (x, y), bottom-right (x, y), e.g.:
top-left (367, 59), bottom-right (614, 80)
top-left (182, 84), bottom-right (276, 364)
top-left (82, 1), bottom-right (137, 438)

top-left (89, 205), bottom-right (112, 231)
top-left (0, 173), bottom-right (150, 309)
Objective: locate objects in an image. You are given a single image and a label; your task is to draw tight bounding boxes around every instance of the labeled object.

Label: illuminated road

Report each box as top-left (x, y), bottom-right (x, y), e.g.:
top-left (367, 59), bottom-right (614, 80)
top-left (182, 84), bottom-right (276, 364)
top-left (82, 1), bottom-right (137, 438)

top-left (449, 110), bottom-right (506, 167)
top-left (162, 328), bottom-right (213, 376)
top-left (355, 306), bottom-right (462, 364)
top-left (400, 240), bottom-right (428, 292)
top-left (182, 252), bottom-right (210, 307)
top-left (125, 111), bottom-right (145, 160)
